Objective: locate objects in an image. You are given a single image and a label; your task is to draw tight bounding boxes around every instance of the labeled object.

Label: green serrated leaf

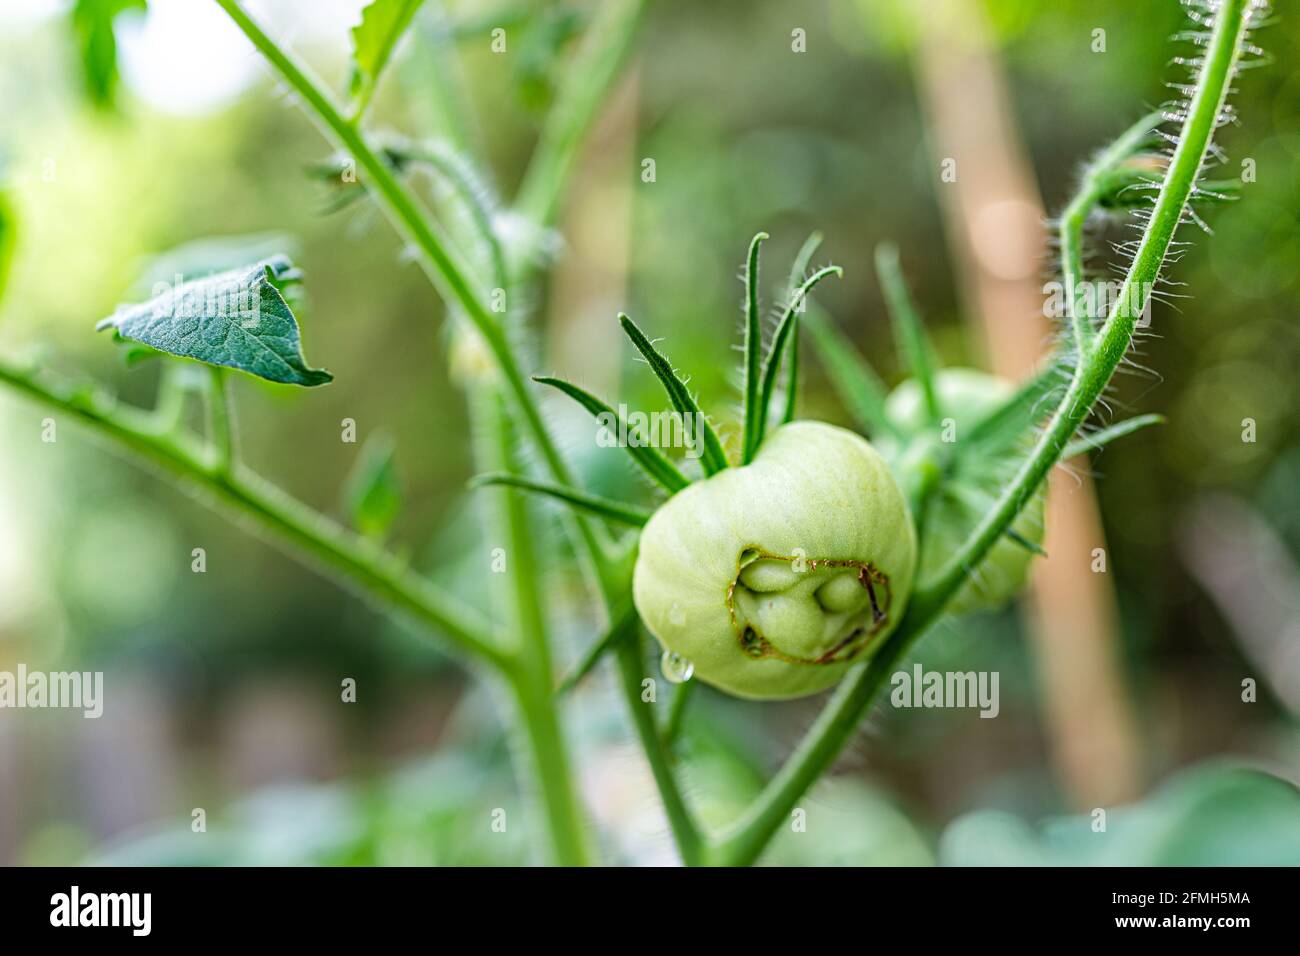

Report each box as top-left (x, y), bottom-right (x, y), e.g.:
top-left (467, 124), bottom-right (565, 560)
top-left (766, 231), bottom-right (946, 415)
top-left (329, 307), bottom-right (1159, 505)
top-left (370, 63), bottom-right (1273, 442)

top-left (618, 314), bottom-right (729, 475)
top-left (533, 376), bottom-right (690, 493)
top-left (350, 0), bottom-right (427, 112)
top-left (471, 472), bottom-right (651, 527)
top-left (344, 432), bottom-right (401, 540)
top-left (96, 260), bottom-right (332, 387)
top-left (1063, 414), bottom-right (1165, 459)
top-left (131, 233), bottom-right (300, 298)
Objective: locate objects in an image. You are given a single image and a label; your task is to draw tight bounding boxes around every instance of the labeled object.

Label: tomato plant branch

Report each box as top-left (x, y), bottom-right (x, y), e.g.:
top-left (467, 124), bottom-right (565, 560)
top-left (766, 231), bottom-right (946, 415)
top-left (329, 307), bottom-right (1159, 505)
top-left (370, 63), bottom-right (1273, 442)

top-left (469, 383), bottom-right (592, 865)
top-left (411, 0), bottom-right (662, 863)
top-left (486, 0), bottom-right (709, 862)
top-left (214, 0), bottom-right (613, 575)
top-left (213, 11), bottom-right (629, 864)
top-left (614, 628), bottom-right (705, 866)
top-left (1060, 110), bottom-right (1163, 354)
top-left (707, 0), bottom-right (1257, 866)
top-left (0, 357), bottom-right (511, 672)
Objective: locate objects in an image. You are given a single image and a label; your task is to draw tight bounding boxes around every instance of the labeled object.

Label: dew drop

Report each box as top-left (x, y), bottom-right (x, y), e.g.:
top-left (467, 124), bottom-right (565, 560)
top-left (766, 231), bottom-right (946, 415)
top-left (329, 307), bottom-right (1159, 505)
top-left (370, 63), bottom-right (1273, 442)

top-left (668, 602), bottom-right (686, 627)
top-left (660, 650), bottom-right (694, 684)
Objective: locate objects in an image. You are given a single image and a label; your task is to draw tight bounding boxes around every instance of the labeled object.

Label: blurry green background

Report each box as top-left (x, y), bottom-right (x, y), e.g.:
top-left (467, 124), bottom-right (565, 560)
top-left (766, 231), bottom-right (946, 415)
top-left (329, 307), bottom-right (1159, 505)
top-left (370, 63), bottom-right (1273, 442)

top-left (0, 0), bottom-right (1297, 865)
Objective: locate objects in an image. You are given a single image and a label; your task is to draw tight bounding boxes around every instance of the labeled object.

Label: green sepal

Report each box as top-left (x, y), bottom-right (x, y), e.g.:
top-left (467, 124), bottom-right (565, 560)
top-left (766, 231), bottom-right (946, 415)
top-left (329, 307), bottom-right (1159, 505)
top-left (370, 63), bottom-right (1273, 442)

top-left (618, 314), bottom-right (729, 475)
top-left (534, 375), bottom-right (690, 493)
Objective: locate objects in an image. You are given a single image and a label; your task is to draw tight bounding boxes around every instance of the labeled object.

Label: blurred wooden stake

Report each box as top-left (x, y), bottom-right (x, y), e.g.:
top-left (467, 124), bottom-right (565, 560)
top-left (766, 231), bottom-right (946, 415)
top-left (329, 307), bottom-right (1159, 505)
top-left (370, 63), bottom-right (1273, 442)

top-left (912, 0), bottom-right (1142, 807)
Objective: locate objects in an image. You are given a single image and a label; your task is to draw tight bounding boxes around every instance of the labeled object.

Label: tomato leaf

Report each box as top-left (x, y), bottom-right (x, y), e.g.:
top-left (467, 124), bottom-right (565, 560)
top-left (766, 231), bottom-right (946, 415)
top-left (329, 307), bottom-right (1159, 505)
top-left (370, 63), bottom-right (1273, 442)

top-left (778, 231), bottom-right (825, 426)
top-left (96, 258), bottom-right (332, 387)
top-left (755, 265), bottom-right (841, 444)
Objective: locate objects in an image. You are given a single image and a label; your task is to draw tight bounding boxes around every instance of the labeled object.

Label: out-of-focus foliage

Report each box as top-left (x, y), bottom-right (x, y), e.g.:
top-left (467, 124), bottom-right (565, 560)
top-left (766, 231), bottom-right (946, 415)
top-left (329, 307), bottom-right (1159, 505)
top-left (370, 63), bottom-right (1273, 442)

top-left (68, 0), bottom-right (147, 110)
top-left (940, 764), bottom-right (1300, 865)
top-left (90, 752), bottom-right (530, 866)
top-left (0, 181), bottom-right (13, 305)
top-left (344, 432), bottom-right (402, 540)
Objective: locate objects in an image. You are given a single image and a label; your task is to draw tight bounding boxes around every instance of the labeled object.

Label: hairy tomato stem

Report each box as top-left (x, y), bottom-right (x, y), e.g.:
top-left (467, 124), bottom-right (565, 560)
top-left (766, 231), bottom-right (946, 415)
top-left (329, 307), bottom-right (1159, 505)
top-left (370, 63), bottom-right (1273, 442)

top-left (710, 0), bottom-right (1260, 866)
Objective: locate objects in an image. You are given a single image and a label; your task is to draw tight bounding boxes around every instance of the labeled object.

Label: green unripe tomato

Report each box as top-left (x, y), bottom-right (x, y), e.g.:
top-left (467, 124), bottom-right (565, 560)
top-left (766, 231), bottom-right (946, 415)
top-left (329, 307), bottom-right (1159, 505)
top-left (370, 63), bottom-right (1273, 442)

top-left (884, 368), bottom-right (1045, 615)
top-left (633, 421), bottom-right (917, 700)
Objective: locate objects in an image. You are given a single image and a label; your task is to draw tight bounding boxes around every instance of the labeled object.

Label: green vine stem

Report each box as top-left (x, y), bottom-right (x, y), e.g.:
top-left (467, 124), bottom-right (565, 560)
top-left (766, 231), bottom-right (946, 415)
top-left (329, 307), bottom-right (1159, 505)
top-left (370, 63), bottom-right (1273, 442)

top-left (0, 361), bottom-right (509, 669)
top-left (214, 0), bottom-right (646, 862)
top-left (1059, 110), bottom-right (1163, 354)
top-left (662, 675), bottom-right (695, 745)
top-left (614, 629), bottom-right (705, 866)
top-left (706, 0), bottom-right (1258, 866)
top-left (213, 0), bottom-right (615, 581)
top-left (423, 10), bottom-right (591, 863)
top-left (468, 377), bottom-right (589, 864)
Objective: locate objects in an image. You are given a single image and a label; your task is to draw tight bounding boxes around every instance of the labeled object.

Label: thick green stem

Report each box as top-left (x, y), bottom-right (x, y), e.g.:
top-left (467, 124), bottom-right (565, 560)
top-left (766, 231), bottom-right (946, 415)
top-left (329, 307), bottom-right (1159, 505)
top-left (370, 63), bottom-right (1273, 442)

top-left (707, 638), bottom-right (906, 867)
top-left (918, 0), bottom-right (1251, 622)
top-left (506, 661), bottom-right (592, 866)
top-left (470, 382), bottom-right (592, 864)
top-left (709, 0), bottom-right (1256, 866)
top-left (614, 630), bottom-right (704, 865)
top-left (214, 1), bottom-right (609, 566)
top-left (662, 676), bottom-right (695, 746)
top-left (219, 0), bottom-right (638, 861)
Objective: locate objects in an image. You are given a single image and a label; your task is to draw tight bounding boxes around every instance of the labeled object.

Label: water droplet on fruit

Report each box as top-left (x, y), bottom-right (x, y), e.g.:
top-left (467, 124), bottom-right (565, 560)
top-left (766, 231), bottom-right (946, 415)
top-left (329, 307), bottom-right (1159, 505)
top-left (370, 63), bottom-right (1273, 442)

top-left (660, 650), bottom-right (694, 684)
top-left (668, 602), bottom-right (686, 626)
